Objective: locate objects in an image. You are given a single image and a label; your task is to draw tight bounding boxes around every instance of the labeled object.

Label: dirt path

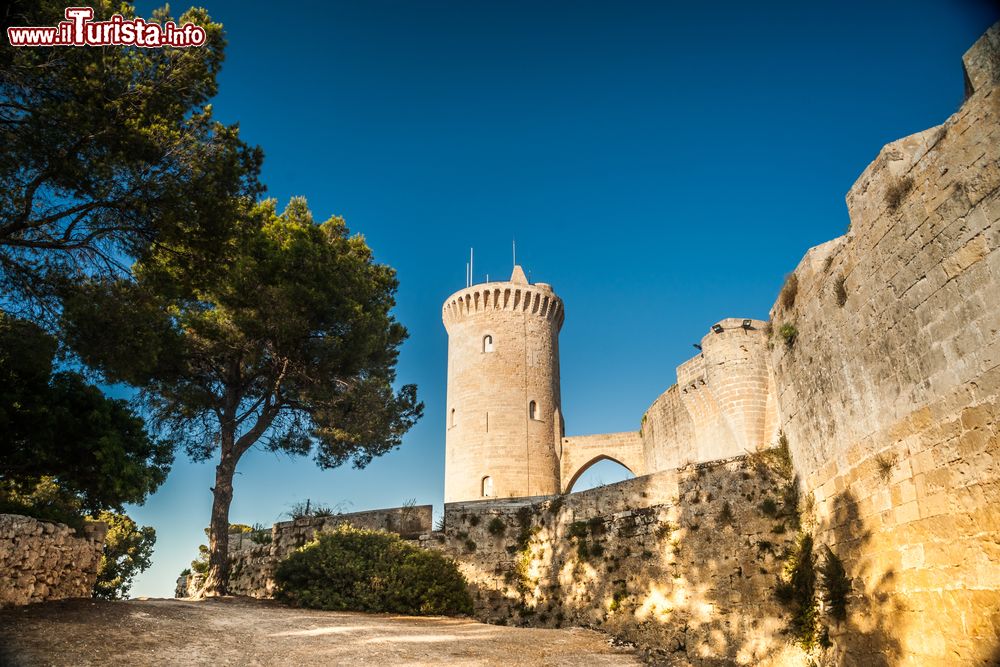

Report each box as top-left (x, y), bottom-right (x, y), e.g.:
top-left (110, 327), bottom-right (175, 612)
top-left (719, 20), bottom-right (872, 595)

top-left (0, 597), bottom-right (640, 666)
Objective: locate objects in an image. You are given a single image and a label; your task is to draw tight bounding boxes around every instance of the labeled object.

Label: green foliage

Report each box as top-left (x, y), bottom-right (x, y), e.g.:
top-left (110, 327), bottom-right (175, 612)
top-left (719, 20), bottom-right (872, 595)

top-left (778, 323), bottom-right (798, 349)
top-left (275, 524), bottom-right (473, 616)
top-left (92, 511), bottom-right (156, 600)
top-left (191, 544), bottom-right (210, 574)
top-left (775, 533), bottom-right (819, 650)
top-left (0, 0), bottom-right (262, 313)
top-left (63, 198), bottom-right (422, 593)
top-left (885, 176), bottom-right (915, 211)
top-left (249, 523), bottom-right (272, 545)
top-left (779, 273), bottom-right (799, 311)
top-left (0, 314), bottom-right (172, 513)
top-left (487, 517), bottom-right (506, 536)
top-left (609, 585), bottom-right (628, 612)
top-left (468, 514), bottom-right (481, 527)
top-left (464, 538), bottom-right (477, 553)
top-left (180, 568), bottom-right (192, 577)
top-left (0, 477), bottom-right (85, 530)
top-left (567, 521), bottom-right (589, 540)
top-left (819, 545), bottom-right (850, 622)
top-left (288, 500), bottom-right (341, 520)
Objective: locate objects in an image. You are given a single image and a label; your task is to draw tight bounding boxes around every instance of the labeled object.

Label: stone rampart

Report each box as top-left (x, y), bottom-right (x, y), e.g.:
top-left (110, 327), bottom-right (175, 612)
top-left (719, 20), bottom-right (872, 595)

top-left (766, 24), bottom-right (1000, 666)
top-left (426, 458), bottom-right (805, 665)
top-left (0, 514), bottom-right (107, 607)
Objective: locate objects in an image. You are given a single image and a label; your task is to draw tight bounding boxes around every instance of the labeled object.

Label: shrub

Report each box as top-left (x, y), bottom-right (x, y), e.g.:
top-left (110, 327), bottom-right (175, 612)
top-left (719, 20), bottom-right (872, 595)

top-left (487, 517), bottom-right (506, 536)
top-left (468, 514), bottom-right (481, 527)
top-left (275, 524), bottom-right (473, 615)
top-left (778, 323), bottom-right (798, 349)
top-left (885, 176), bottom-right (914, 211)
top-left (759, 498), bottom-right (779, 517)
top-left (250, 522), bottom-right (273, 545)
top-left (0, 477), bottom-right (85, 531)
top-left (180, 568), bottom-right (191, 577)
top-left (191, 544), bottom-right (209, 574)
top-left (92, 511), bottom-right (155, 600)
top-left (779, 273), bottom-right (799, 310)
top-left (567, 521), bottom-right (589, 540)
top-left (875, 452), bottom-right (896, 482)
top-left (834, 276), bottom-right (847, 307)
top-left (775, 532), bottom-right (818, 650)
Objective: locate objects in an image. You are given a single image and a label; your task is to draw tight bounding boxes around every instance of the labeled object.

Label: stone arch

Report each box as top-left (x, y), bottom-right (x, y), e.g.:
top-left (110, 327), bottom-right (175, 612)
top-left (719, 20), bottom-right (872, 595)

top-left (559, 431), bottom-right (646, 493)
top-left (563, 454), bottom-right (635, 493)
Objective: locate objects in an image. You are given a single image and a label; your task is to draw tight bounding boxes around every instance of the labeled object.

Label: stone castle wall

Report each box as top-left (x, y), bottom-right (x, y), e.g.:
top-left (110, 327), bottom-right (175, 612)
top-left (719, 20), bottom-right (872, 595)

top-left (764, 25), bottom-right (1000, 666)
top-left (0, 514), bottom-right (107, 607)
top-left (443, 267), bottom-right (565, 501)
top-left (425, 457), bottom-right (805, 665)
top-left (572, 317), bottom-right (778, 485)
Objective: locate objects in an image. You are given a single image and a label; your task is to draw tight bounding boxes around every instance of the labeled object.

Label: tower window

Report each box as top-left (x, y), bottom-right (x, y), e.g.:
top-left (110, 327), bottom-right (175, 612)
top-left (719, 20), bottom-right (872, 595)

top-left (482, 476), bottom-right (493, 497)
top-left (450, 408), bottom-right (456, 428)
top-left (483, 335), bottom-right (494, 353)
top-left (529, 400), bottom-right (538, 420)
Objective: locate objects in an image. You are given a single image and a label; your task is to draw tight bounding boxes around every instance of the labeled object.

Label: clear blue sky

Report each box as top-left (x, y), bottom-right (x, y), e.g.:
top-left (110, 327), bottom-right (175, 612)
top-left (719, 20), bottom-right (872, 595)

top-left (126, 0), bottom-right (999, 597)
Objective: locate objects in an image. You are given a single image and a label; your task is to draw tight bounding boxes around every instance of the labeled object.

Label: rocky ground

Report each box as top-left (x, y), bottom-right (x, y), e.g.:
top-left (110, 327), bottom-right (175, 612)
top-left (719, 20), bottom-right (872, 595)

top-left (0, 597), bottom-right (640, 666)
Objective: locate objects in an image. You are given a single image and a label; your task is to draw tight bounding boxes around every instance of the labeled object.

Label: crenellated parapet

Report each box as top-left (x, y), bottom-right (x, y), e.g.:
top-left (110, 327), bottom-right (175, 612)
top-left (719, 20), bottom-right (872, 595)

top-left (442, 282), bottom-right (564, 331)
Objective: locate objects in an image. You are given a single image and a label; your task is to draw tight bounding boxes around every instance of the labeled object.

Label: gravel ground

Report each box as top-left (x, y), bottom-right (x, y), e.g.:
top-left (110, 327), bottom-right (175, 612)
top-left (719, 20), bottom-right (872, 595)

top-left (0, 597), bottom-right (640, 666)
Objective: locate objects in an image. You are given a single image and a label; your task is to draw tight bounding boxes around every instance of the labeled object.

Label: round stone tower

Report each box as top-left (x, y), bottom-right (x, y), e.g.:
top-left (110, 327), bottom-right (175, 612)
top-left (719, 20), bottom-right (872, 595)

top-left (442, 266), bottom-right (565, 503)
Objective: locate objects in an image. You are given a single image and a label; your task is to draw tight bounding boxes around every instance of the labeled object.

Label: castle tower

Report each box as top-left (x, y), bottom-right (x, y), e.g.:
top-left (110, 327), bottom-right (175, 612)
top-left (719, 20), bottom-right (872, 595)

top-left (442, 266), bottom-right (565, 503)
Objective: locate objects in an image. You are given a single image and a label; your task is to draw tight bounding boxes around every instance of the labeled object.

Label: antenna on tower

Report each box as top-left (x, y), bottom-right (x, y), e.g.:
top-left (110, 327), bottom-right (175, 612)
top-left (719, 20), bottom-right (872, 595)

top-left (465, 261), bottom-right (470, 288)
top-left (512, 239), bottom-right (516, 268)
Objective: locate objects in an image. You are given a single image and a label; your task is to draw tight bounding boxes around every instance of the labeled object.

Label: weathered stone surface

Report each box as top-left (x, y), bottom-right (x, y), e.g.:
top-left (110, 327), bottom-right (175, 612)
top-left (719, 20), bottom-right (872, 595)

top-left (766, 22), bottom-right (1000, 667)
top-left (426, 458), bottom-right (802, 666)
top-left (0, 514), bottom-right (106, 608)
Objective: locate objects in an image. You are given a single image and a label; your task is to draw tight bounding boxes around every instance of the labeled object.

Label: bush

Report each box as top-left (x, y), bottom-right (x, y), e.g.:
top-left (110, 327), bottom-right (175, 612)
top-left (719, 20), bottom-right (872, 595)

top-left (778, 323), bottom-right (798, 349)
top-left (0, 477), bottom-right (85, 530)
top-left (275, 524), bottom-right (473, 616)
top-left (487, 517), bottom-right (506, 536)
top-left (779, 273), bottom-right (799, 310)
top-left (885, 176), bottom-right (914, 211)
top-left (834, 276), bottom-right (848, 307)
top-left (92, 511), bottom-right (155, 600)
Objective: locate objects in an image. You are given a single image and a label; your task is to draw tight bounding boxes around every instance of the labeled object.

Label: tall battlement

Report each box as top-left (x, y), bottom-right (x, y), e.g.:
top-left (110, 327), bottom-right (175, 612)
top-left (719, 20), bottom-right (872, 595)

top-left (442, 272), bottom-right (564, 330)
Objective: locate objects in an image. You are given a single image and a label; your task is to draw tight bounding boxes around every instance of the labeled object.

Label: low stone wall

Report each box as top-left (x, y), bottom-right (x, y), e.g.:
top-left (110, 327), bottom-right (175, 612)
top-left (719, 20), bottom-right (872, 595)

top-left (180, 504), bottom-right (434, 598)
top-left (0, 514), bottom-right (107, 607)
top-left (426, 458), bottom-right (807, 665)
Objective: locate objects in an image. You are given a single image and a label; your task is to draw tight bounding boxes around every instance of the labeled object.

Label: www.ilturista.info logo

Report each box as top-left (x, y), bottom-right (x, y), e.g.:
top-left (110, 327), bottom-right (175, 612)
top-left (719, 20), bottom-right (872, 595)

top-left (7, 7), bottom-right (206, 47)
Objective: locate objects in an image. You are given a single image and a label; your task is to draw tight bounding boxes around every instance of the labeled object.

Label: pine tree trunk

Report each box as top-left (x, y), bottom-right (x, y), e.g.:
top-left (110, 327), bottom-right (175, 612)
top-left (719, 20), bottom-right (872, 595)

top-left (200, 450), bottom-right (237, 596)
